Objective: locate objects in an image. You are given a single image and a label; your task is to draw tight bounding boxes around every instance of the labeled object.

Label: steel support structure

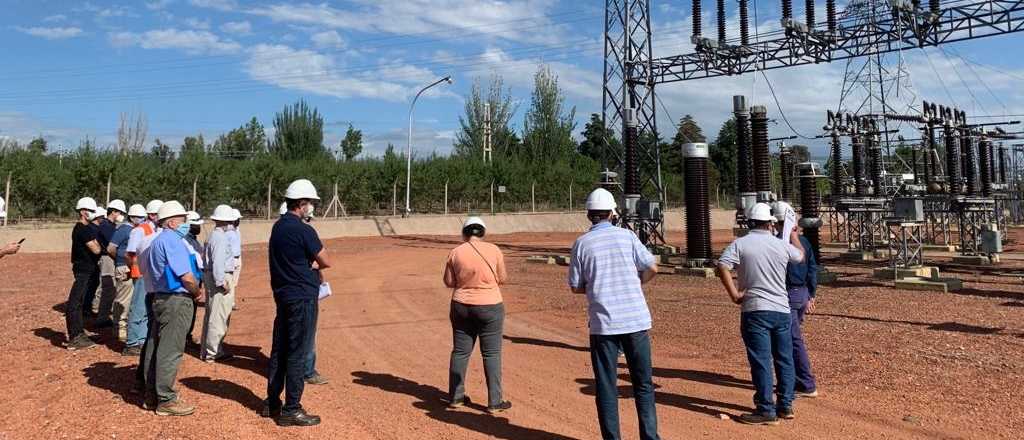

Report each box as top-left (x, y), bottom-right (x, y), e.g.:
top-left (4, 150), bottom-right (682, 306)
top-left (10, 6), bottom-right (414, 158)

top-left (923, 195), bottom-right (952, 246)
top-left (953, 197), bottom-right (996, 255)
top-left (887, 220), bottom-right (925, 269)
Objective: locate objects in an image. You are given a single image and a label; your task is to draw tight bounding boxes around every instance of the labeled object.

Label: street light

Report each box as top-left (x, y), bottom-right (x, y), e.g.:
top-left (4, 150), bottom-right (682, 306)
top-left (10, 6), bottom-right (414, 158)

top-left (406, 75), bottom-right (453, 217)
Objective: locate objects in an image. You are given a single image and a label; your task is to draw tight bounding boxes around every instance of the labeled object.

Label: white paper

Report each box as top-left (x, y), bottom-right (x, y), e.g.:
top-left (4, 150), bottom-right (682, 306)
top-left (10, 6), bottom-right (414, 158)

top-left (318, 282), bottom-right (332, 301)
top-left (778, 204), bottom-right (797, 242)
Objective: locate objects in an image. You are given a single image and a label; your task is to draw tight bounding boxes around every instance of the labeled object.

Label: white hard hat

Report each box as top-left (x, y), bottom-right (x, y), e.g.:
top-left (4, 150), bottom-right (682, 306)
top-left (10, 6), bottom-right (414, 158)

top-left (146, 199), bottom-right (164, 214)
top-left (107, 199), bottom-right (127, 214)
top-left (186, 210), bottom-right (204, 225)
top-left (232, 208), bottom-right (243, 220)
top-left (156, 200), bottom-right (188, 221)
top-left (76, 197), bottom-right (98, 212)
top-left (210, 205), bottom-right (237, 222)
top-left (463, 216), bottom-right (486, 230)
top-left (284, 179), bottom-right (320, 200)
top-left (585, 188), bottom-right (617, 211)
top-left (90, 207), bottom-right (106, 220)
top-left (127, 204), bottom-right (147, 218)
top-left (771, 201), bottom-right (794, 223)
top-left (279, 202), bottom-right (288, 215)
top-left (0, 196), bottom-right (6, 218)
top-left (748, 202), bottom-right (777, 222)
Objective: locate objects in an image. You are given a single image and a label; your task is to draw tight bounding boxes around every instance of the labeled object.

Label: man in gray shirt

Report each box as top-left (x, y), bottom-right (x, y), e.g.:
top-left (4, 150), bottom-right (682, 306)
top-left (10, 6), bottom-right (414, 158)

top-left (716, 202), bottom-right (804, 426)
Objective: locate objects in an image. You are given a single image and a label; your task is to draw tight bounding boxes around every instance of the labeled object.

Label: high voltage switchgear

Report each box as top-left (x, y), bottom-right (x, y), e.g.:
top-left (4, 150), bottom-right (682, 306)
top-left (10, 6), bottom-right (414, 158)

top-left (683, 143), bottom-right (712, 266)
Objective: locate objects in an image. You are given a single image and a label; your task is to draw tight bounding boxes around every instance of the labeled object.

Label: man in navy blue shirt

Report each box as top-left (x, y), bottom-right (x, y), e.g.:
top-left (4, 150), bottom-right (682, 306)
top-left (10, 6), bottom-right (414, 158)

top-left (263, 179), bottom-right (331, 427)
top-left (786, 228), bottom-right (819, 398)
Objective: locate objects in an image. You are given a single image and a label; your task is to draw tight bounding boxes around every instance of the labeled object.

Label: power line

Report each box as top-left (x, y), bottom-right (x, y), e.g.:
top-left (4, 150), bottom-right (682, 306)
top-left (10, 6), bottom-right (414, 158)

top-left (759, 71), bottom-right (817, 140)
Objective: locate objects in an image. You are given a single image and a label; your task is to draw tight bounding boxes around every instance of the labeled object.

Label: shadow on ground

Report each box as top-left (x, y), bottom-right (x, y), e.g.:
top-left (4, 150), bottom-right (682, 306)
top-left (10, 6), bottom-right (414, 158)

top-left (503, 335), bottom-right (588, 352)
top-left (352, 371), bottom-right (578, 440)
top-left (180, 376), bottom-right (263, 412)
top-left (82, 361), bottom-right (139, 405)
top-left (575, 377), bottom-right (753, 418)
top-left (814, 313), bottom-right (1005, 335)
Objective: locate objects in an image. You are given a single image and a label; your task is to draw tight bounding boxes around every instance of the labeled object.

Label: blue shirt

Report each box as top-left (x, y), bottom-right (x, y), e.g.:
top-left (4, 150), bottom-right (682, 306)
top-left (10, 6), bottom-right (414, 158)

top-left (110, 223), bottom-right (133, 266)
top-left (146, 230), bottom-right (195, 294)
top-left (228, 228), bottom-right (241, 258)
top-left (268, 213), bottom-right (323, 301)
top-left (568, 222), bottom-right (657, 336)
top-left (786, 235), bottom-right (818, 297)
top-left (95, 218), bottom-right (115, 248)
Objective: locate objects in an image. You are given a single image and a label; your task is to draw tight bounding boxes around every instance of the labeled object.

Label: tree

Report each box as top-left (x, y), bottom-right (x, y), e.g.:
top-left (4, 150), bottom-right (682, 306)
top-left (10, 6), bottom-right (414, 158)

top-left (212, 117), bottom-right (267, 159)
top-left (665, 115), bottom-right (706, 175)
top-left (339, 124), bottom-right (363, 161)
top-left (27, 136), bottom-right (47, 153)
top-left (710, 118), bottom-right (738, 196)
top-left (151, 138), bottom-right (174, 163)
top-left (271, 99), bottom-right (325, 160)
top-left (181, 135), bottom-right (206, 156)
top-left (521, 66), bottom-right (577, 163)
top-left (454, 75), bottom-right (519, 160)
top-left (790, 144), bottom-right (811, 163)
top-left (117, 111), bottom-right (148, 154)
top-left (578, 113), bottom-right (619, 164)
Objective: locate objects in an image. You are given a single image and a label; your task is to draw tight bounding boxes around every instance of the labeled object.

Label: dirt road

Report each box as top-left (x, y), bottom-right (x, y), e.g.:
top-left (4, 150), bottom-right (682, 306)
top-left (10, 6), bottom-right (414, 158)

top-left (1, 232), bottom-right (1021, 439)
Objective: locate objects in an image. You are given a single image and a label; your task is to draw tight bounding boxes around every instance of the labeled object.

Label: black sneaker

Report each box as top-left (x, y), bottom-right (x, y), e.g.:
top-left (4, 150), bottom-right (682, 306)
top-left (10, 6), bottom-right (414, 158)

top-left (275, 409), bottom-right (321, 427)
top-left (737, 412), bottom-right (780, 426)
top-left (122, 345), bottom-right (142, 356)
top-left (446, 395), bottom-right (470, 409)
top-left (486, 401), bottom-right (512, 414)
top-left (67, 335), bottom-right (96, 351)
top-left (260, 399), bottom-right (281, 418)
top-left (778, 407), bottom-right (795, 420)
top-left (94, 320), bottom-right (114, 329)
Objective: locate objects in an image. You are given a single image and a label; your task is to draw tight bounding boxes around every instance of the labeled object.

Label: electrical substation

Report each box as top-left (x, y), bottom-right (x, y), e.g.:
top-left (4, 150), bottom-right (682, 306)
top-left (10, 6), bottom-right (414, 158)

top-left (602, 0), bottom-right (1024, 289)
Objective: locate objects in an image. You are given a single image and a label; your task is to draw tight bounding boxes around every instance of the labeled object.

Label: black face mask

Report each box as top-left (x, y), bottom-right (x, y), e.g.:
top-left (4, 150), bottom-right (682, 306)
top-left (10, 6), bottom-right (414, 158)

top-left (189, 225), bottom-right (201, 236)
top-left (610, 216), bottom-right (620, 226)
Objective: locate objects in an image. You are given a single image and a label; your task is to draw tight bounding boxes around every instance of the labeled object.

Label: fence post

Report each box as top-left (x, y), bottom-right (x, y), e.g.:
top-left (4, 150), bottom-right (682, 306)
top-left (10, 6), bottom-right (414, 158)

top-left (191, 176), bottom-right (198, 210)
top-left (531, 182), bottom-right (536, 213)
top-left (106, 174), bottom-right (112, 206)
top-left (490, 181), bottom-right (495, 215)
top-left (392, 180), bottom-right (398, 216)
top-left (568, 183), bottom-right (573, 212)
top-left (266, 179), bottom-right (272, 220)
top-left (3, 172), bottom-right (9, 227)
top-left (444, 181), bottom-right (449, 216)
top-left (333, 182), bottom-right (339, 218)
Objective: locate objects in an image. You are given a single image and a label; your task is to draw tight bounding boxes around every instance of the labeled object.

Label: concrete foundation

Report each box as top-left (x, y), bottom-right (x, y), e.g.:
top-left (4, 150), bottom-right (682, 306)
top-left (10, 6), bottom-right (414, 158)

top-left (922, 244), bottom-right (958, 252)
top-left (872, 266), bottom-right (940, 281)
top-left (842, 251), bottom-right (879, 262)
top-left (675, 267), bottom-right (717, 278)
top-left (526, 256), bottom-right (555, 265)
top-left (894, 277), bottom-right (963, 293)
top-left (951, 255), bottom-right (997, 265)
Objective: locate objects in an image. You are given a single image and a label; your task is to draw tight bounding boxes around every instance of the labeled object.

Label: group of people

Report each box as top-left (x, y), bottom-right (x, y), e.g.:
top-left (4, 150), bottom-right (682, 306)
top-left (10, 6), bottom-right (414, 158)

top-left (443, 188), bottom-right (820, 439)
top-left (53, 179), bottom-right (821, 435)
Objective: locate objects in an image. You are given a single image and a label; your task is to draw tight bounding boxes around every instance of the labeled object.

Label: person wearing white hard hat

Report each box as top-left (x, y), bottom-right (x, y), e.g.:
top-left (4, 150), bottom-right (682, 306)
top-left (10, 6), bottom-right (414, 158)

top-left (108, 203), bottom-right (145, 341)
top-left (226, 208), bottom-right (243, 303)
top-left (92, 200), bottom-right (128, 329)
top-left (568, 188), bottom-right (660, 440)
top-left (201, 205), bottom-right (238, 363)
top-left (139, 200), bottom-right (202, 416)
top-left (777, 202), bottom-right (820, 400)
top-left (716, 202), bottom-right (805, 425)
top-left (442, 216), bottom-right (510, 413)
top-left (81, 207), bottom-right (107, 320)
top-left (65, 197), bottom-right (103, 351)
top-left (123, 200), bottom-right (164, 357)
top-left (263, 179), bottom-right (330, 427)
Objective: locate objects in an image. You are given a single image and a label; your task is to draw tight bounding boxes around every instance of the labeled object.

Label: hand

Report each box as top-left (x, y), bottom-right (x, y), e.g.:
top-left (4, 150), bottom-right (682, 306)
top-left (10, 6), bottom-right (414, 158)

top-left (730, 292), bottom-right (744, 305)
top-left (806, 298), bottom-right (815, 314)
top-left (1, 242), bottom-right (20, 256)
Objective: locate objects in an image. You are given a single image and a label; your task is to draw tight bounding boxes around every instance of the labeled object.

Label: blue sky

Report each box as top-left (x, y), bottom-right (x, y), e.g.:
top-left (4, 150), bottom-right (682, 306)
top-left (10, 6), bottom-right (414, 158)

top-left (2, 0), bottom-right (1023, 159)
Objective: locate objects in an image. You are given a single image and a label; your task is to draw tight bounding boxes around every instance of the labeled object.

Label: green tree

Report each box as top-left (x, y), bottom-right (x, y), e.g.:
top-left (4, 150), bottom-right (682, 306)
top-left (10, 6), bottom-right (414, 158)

top-left (521, 66), bottom-right (577, 163)
top-left (212, 117), bottom-right (267, 159)
top-left (454, 75), bottom-right (519, 160)
top-left (710, 118), bottom-right (738, 196)
top-left (790, 144), bottom-right (810, 163)
top-left (28, 136), bottom-right (48, 153)
top-left (665, 115), bottom-right (706, 175)
top-left (181, 134), bottom-right (206, 156)
top-left (271, 99), bottom-right (325, 160)
top-left (152, 138), bottom-right (174, 163)
top-left (339, 124), bottom-right (363, 161)
top-left (578, 113), bottom-right (620, 164)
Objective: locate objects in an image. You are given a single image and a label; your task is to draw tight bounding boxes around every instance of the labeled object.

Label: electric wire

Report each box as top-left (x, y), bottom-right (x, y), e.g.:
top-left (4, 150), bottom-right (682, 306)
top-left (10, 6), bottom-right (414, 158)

top-left (759, 70), bottom-right (817, 140)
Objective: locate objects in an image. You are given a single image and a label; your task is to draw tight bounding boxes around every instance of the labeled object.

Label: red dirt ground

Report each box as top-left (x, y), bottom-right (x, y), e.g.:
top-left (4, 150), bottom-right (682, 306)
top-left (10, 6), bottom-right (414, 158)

top-left (1, 231), bottom-right (1022, 439)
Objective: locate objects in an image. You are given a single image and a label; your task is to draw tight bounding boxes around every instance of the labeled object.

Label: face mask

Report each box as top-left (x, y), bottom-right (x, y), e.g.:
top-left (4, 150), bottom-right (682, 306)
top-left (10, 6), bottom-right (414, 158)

top-left (175, 223), bottom-right (191, 236)
top-left (303, 203), bottom-right (315, 218)
top-left (226, 224), bottom-right (235, 231)
top-left (130, 217), bottom-right (143, 226)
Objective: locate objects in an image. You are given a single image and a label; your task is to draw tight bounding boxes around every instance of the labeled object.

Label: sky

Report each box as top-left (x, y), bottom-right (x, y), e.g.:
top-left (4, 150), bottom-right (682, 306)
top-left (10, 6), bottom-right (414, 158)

top-left (2, 0), bottom-right (1024, 160)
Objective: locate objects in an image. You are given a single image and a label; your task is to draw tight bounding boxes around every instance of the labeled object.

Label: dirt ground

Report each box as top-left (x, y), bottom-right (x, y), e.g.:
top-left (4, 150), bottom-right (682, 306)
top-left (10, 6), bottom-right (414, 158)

top-left (1, 230), bottom-right (1022, 439)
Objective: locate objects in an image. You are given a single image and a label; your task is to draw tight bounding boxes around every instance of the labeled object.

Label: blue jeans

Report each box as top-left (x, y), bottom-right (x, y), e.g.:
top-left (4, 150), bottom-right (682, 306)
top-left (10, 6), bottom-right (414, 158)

top-left (304, 314), bottom-right (318, 379)
top-left (740, 311), bottom-right (795, 417)
top-left (267, 297), bottom-right (318, 414)
top-left (590, 331), bottom-right (659, 440)
top-left (788, 287), bottom-right (818, 393)
top-left (125, 278), bottom-right (149, 347)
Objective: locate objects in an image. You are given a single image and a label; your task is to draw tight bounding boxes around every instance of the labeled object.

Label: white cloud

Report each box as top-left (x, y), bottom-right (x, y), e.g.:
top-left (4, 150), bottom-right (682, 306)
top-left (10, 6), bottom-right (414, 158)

top-left (147, 0), bottom-right (175, 10)
top-left (221, 21), bottom-right (252, 35)
top-left (473, 47), bottom-right (601, 101)
top-left (16, 26), bottom-right (84, 40)
top-left (189, 0), bottom-right (237, 11)
top-left (310, 30), bottom-right (344, 49)
top-left (109, 28), bottom-right (242, 54)
top-left (42, 14), bottom-right (67, 22)
top-left (184, 17), bottom-right (211, 30)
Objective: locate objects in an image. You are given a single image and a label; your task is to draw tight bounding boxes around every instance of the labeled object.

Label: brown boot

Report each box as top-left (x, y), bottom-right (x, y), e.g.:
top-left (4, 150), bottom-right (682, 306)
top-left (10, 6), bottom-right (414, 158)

top-left (155, 399), bottom-right (195, 416)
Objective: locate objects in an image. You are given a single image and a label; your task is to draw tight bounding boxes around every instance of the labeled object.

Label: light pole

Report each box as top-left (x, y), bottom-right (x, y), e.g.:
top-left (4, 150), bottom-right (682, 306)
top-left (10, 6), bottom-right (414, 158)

top-left (406, 75), bottom-right (453, 217)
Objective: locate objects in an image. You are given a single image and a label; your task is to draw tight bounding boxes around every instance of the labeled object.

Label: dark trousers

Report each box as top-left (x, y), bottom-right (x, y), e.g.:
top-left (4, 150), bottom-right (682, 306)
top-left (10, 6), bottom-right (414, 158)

top-left (142, 294), bottom-right (195, 403)
top-left (741, 311), bottom-right (795, 417)
top-left (448, 301), bottom-right (505, 407)
top-left (267, 297), bottom-right (318, 414)
top-left (788, 287), bottom-right (818, 392)
top-left (590, 330), bottom-right (659, 440)
top-left (65, 268), bottom-right (99, 340)
top-left (97, 275), bottom-right (116, 321)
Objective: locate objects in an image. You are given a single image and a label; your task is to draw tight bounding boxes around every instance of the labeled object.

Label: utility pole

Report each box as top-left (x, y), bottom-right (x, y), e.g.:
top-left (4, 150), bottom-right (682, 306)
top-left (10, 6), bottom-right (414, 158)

top-left (483, 102), bottom-right (493, 163)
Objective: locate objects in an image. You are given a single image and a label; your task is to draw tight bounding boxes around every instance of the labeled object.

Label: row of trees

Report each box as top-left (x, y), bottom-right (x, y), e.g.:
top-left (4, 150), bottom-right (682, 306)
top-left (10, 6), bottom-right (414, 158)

top-left (0, 65), bottom-right (811, 220)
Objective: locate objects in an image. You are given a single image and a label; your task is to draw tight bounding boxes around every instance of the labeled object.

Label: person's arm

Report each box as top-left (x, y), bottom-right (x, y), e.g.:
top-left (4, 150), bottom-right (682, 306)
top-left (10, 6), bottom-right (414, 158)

top-left (314, 249), bottom-right (331, 270)
top-left (805, 238), bottom-right (818, 297)
top-left (0, 242), bottom-right (19, 259)
top-left (786, 230), bottom-right (804, 263)
top-left (716, 264), bottom-right (743, 304)
top-left (568, 240), bottom-right (586, 294)
top-left (443, 256), bottom-right (457, 288)
top-left (86, 239), bottom-right (102, 255)
top-left (495, 249), bottom-right (508, 285)
top-left (180, 272), bottom-right (201, 298)
top-left (210, 234), bottom-right (228, 287)
top-left (633, 235), bottom-right (658, 285)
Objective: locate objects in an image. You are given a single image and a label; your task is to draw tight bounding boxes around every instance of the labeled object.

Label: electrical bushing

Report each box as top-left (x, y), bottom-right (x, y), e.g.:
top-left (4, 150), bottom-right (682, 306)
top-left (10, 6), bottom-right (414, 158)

top-left (683, 143), bottom-right (712, 265)
top-left (751, 105), bottom-right (772, 200)
top-left (798, 162), bottom-right (824, 263)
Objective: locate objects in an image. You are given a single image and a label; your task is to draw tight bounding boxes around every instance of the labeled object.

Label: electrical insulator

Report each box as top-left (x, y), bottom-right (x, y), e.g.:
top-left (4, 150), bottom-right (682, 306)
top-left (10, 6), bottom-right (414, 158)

top-left (624, 108), bottom-right (640, 196)
top-left (683, 143), bottom-right (712, 266)
top-left (964, 133), bottom-right (979, 196)
top-left (978, 138), bottom-right (993, 196)
top-left (780, 147), bottom-right (795, 202)
top-left (751, 105), bottom-right (772, 200)
top-left (692, 0), bottom-right (702, 40)
top-left (944, 116), bottom-right (961, 194)
top-left (830, 130), bottom-right (843, 197)
top-left (798, 162), bottom-right (824, 263)
top-left (735, 96), bottom-right (754, 195)
top-left (806, 0), bottom-right (816, 29)
top-left (851, 124), bottom-right (867, 197)
top-left (782, 0), bottom-right (793, 20)
top-left (998, 145), bottom-right (1008, 184)
top-left (717, 0), bottom-right (727, 43)
top-left (826, 0), bottom-right (837, 34)
top-left (739, 0), bottom-right (750, 45)
top-left (929, 0), bottom-right (940, 15)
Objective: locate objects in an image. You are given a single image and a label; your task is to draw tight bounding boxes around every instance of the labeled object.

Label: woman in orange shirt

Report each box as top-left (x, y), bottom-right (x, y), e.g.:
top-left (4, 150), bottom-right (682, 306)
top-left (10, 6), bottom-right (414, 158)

top-left (442, 217), bottom-right (511, 414)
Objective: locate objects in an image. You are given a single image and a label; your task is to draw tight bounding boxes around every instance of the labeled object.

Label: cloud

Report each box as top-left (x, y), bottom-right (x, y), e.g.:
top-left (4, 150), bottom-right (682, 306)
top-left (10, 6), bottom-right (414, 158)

top-left (222, 21), bottom-right (252, 35)
top-left (189, 0), bottom-right (236, 11)
top-left (16, 26), bottom-right (84, 40)
top-left (109, 28), bottom-right (242, 54)
top-left (310, 30), bottom-right (344, 49)
top-left (147, 0), bottom-right (175, 9)
top-left (248, 1), bottom-right (565, 45)
top-left (474, 47), bottom-right (601, 101)
top-left (184, 17), bottom-right (211, 30)
top-left (42, 14), bottom-right (67, 22)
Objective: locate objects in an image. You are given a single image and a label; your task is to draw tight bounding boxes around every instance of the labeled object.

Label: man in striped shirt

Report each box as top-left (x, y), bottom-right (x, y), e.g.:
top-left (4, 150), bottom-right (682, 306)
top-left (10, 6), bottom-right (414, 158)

top-left (568, 188), bottom-right (660, 440)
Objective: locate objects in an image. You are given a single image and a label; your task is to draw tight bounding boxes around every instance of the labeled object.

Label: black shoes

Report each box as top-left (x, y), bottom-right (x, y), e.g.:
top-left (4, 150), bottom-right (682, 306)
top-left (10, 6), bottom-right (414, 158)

top-left (778, 407), bottom-right (795, 420)
top-left (94, 319), bottom-right (114, 329)
top-left (486, 401), bottom-right (512, 414)
top-left (260, 399), bottom-right (281, 418)
top-left (67, 335), bottom-right (96, 351)
top-left (275, 409), bottom-right (321, 427)
top-left (122, 345), bottom-right (142, 356)
top-left (737, 412), bottom-right (780, 426)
